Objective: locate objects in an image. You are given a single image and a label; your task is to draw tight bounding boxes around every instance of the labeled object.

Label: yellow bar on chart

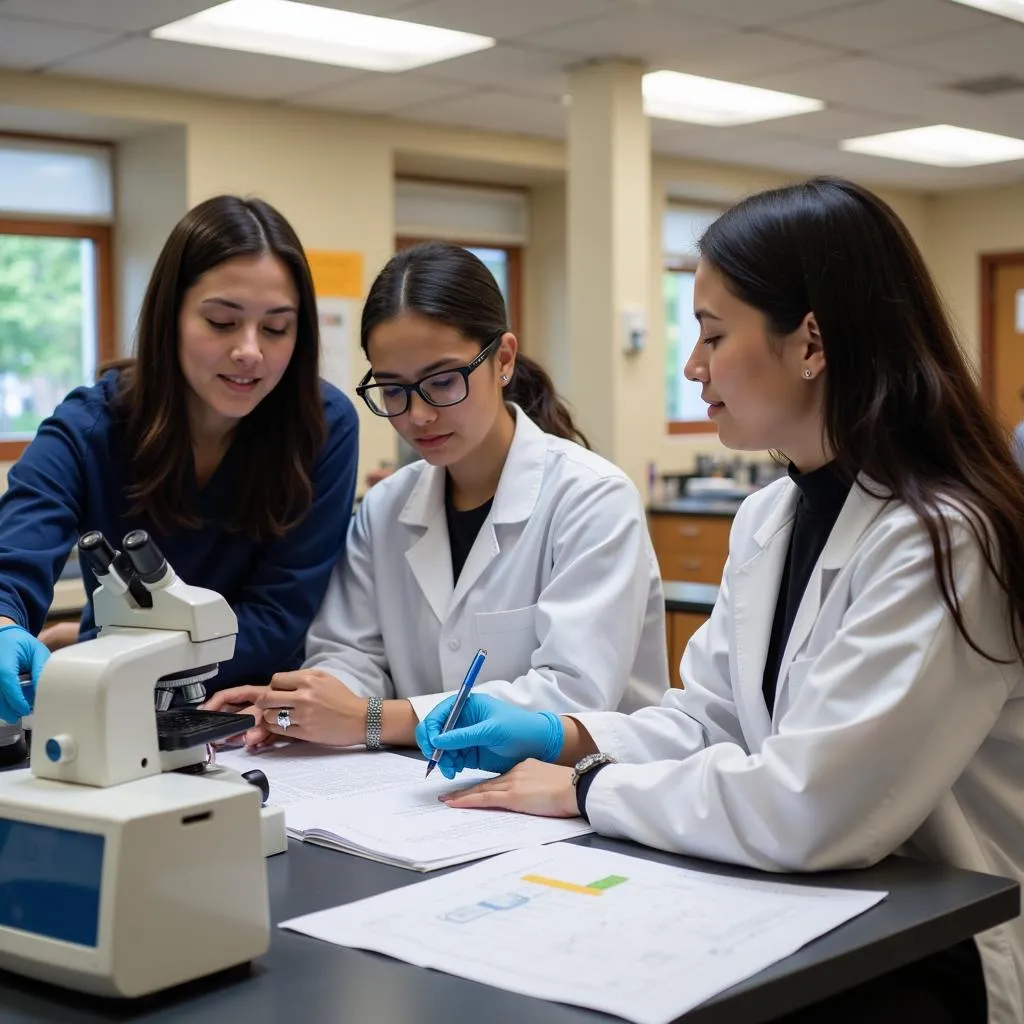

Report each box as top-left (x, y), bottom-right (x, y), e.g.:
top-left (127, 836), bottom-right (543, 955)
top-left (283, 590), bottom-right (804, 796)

top-left (521, 874), bottom-right (603, 896)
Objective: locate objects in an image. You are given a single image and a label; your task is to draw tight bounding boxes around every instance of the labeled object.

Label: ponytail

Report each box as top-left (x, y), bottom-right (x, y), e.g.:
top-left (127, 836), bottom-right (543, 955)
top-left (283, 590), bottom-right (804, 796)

top-left (506, 354), bottom-right (589, 448)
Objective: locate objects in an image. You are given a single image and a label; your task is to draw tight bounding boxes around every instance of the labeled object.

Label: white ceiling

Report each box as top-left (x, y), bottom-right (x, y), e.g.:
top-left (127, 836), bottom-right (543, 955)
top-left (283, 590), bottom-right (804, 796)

top-left (1, 0), bottom-right (1024, 191)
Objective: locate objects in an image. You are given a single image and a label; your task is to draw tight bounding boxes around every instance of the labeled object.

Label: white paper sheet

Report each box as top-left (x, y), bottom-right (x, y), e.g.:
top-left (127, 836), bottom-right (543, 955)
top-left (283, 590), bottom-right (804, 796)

top-left (318, 296), bottom-right (356, 393)
top-left (287, 777), bottom-right (593, 870)
top-left (281, 844), bottom-right (887, 1024)
top-left (215, 745), bottom-right (592, 870)
top-left (214, 745), bottom-right (421, 806)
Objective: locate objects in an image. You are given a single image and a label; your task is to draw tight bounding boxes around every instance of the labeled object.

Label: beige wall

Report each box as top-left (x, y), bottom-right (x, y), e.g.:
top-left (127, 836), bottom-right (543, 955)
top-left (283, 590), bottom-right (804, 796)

top-left (927, 183), bottom-right (1024, 369)
top-left (0, 68), bottom-right (1020, 496)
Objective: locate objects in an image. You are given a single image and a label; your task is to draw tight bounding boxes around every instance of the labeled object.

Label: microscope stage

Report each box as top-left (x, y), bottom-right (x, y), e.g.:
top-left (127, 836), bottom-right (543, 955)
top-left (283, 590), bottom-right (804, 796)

top-left (155, 709), bottom-right (256, 751)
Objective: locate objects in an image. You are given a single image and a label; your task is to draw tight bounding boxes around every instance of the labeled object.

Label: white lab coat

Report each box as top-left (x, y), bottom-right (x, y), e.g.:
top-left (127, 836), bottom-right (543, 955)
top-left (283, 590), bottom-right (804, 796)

top-left (574, 476), bottom-right (1024, 1023)
top-left (304, 406), bottom-right (669, 720)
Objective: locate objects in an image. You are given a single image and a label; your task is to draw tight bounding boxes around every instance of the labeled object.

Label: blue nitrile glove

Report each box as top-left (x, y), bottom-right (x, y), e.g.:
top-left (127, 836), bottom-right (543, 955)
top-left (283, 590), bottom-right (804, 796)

top-left (415, 693), bottom-right (564, 780)
top-left (0, 624), bottom-right (49, 724)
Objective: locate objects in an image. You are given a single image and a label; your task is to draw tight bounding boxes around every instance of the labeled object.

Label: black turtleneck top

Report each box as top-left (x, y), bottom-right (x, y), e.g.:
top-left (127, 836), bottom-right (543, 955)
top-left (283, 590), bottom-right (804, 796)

top-left (761, 462), bottom-right (853, 714)
top-left (444, 474), bottom-right (494, 584)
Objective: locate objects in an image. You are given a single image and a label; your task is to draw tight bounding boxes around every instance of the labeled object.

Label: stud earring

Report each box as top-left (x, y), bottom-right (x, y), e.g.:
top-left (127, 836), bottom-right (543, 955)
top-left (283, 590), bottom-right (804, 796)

top-left (501, 374), bottom-right (509, 384)
top-left (803, 369), bottom-right (813, 379)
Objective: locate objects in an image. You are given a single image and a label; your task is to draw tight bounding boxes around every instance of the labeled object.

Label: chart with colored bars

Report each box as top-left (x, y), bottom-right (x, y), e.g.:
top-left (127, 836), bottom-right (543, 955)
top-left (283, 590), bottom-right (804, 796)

top-left (441, 872), bottom-right (628, 923)
top-left (521, 873), bottom-right (628, 895)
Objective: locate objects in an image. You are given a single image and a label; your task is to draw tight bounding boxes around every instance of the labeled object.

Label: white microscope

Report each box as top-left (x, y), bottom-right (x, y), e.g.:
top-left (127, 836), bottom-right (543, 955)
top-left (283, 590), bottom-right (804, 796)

top-left (0, 529), bottom-right (285, 998)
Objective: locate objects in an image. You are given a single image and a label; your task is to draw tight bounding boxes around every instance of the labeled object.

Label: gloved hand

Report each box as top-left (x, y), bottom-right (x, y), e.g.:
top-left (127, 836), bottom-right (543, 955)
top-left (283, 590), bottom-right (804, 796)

top-left (0, 624), bottom-right (49, 724)
top-left (415, 693), bottom-right (564, 780)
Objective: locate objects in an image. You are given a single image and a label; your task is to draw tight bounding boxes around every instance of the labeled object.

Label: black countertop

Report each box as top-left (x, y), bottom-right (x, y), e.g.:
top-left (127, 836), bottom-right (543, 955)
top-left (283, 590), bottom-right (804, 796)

top-left (0, 833), bottom-right (1017, 1024)
top-left (647, 497), bottom-right (743, 517)
top-left (664, 581), bottom-right (718, 615)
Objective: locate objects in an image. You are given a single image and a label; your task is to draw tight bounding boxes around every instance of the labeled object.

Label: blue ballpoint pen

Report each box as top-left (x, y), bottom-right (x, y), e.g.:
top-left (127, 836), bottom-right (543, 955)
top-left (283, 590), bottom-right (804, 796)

top-left (425, 648), bottom-right (487, 778)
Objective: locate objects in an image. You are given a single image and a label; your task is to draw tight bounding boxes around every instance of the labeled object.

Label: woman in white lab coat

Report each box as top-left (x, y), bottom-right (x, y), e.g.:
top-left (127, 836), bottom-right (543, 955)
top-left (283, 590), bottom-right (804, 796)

top-left (417, 179), bottom-right (1024, 1024)
top-left (205, 241), bottom-right (668, 748)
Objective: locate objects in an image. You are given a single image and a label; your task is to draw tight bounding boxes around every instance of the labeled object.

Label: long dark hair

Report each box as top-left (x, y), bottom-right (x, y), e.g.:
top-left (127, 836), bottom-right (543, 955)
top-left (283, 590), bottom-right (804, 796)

top-left (699, 176), bottom-right (1024, 661)
top-left (113, 195), bottom-right (325, 542)
top-left (360, 241), bottom-right (588, 447)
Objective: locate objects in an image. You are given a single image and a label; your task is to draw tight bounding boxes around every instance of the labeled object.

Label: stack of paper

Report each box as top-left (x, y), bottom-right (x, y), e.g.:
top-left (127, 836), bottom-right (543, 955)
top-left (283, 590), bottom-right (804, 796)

top-left (282, 843), bottom-right (888, 1024)
top-left (215, 745), bottom-right (592, 871)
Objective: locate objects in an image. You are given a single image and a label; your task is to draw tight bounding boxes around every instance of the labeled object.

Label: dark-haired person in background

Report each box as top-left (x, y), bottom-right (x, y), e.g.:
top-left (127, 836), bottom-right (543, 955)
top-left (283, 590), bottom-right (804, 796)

top-left (206, 241), bottom-right (668, 749)
top-left (415, 180), bottom-right (1024, 1024)
top-left (0, 195), bottom-right (359, 727)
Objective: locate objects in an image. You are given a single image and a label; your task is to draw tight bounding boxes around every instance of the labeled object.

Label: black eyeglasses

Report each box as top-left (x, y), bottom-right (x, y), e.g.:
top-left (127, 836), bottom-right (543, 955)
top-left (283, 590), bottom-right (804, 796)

top-left (356, 333), bottom-right (503, 418)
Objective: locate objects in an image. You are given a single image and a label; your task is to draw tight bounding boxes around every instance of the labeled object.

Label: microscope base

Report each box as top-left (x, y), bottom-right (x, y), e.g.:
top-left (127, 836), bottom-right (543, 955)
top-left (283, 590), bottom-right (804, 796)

top-left (260, 804), bottom-right (287, 857)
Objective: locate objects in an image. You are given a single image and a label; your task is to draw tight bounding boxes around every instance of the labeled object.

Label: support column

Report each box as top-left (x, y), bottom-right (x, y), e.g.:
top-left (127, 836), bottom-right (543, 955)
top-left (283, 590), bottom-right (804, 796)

top-left (566, 60), bottom-right (650, 485)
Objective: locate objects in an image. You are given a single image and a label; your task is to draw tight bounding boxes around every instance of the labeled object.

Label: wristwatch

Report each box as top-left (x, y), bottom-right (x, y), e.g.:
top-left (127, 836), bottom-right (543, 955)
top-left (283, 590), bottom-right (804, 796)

top-left (365, 696), bottom-right (383, 751)
top-left (571, 752), bottom-right (617, 821)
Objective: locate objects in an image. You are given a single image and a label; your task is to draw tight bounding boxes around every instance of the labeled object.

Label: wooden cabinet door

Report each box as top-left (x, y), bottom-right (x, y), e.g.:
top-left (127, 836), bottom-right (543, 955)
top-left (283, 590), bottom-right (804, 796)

top-left (649, 515), bottom-right (730, 585)
top-left (666, 611), bottom-right (709, 688)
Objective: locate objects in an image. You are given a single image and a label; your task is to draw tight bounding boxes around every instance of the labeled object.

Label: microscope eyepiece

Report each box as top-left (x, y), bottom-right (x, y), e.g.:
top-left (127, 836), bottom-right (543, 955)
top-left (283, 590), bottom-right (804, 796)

top-left (78, 531), bottom-right (117, 576)
top-left (123, 530), bottom-right (169, 584)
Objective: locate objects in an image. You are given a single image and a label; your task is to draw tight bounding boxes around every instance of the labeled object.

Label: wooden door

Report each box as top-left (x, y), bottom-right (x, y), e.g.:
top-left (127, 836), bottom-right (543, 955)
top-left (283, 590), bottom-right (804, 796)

top-left (983, 255), bottom-right (1024, 430)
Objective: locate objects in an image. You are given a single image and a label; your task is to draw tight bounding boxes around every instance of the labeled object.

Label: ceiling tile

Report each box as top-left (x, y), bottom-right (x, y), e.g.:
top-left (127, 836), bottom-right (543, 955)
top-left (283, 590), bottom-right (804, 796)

top-left (0, 15), bottom-right (119, 69)
top-left (981, 89), bottom-right (1024, 124)
top-left (397, 0), bottom-right (616, 39)
top-left (298, 0), bottom-right (427, 12)
top-left (649, 106), bottom-right (925, 163)
top-left (712, 136), bottom-right (1024, 191)
top-left (774, 0), bottom-right (998, 50)
top-left (50, 37), bottom-right (362, 101)
top-left (650, 118), bottom-right (781, 154)
top-left (653, 0), bottom-right (865, 29)
top-left (519, 6), bottom-right (731, 62)
top-left (752, 56), bottom-right (992, 121)
top-left (286, 71), bottom-right (474, 113)
top-left (405, 91), bottom-right (567, 138)
top-left (419, 43), bottom-right (575, 98)
top-left (754, 106), bottom-right (920, 142)
top-left (885, 25), bottom-right (1024, 79)
top-left (657, 30), bottom-right (842, 79)
top-left (682, 135), bottom-right (895, 178)
top-left (0, 0), bottom-right (213, 32)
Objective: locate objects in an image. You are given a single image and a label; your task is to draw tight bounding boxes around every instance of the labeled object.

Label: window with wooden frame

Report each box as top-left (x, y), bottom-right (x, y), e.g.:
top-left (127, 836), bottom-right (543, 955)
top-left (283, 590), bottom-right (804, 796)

top-left (394, 179), bottom-right (528, 333)
top-left (395, 235), bottom-right (522, 331)
top-left (663, 203), bottom-right (722, 435)
top-left (0, 137), bottom-right (115, 461)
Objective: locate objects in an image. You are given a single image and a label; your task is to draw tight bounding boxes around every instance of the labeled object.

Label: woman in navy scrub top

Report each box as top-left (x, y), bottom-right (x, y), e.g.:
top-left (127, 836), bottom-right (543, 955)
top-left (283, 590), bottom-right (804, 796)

top-left (0, 195), bottom-right (359, 727)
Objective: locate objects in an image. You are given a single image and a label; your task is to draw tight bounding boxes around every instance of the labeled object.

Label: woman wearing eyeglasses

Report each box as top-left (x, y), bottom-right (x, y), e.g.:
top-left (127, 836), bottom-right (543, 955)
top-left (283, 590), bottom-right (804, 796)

top-left (204, 241), bottom-right (669, 749)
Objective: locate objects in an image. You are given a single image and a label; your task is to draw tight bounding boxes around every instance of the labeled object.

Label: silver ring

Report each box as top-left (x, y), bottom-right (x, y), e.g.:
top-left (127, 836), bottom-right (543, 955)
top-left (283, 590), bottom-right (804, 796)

top-left (276, 708), bottom-right (292, 730)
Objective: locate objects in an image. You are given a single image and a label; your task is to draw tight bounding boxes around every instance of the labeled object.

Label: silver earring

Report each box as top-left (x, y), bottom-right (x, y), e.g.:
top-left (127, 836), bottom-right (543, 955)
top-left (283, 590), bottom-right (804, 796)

top-left (501, 375), bottom-right (509, 384)
top-left (803, 369), bottom-right (813, 379)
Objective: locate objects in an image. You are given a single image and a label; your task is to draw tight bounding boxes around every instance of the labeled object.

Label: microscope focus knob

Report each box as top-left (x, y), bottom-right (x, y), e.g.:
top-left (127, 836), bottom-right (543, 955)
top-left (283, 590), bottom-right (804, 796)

top-left (44, 734), bottom-right (78, 764)
top-left (241, 769), bottom-right (270, 806)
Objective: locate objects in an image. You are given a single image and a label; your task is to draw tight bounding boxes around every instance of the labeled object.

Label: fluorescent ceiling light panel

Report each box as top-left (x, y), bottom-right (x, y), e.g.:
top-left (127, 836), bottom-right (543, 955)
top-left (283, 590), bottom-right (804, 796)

top-left (946, 0), bottom-right (1024, 25)
top-left (151, 0), bottom-right (495, 72)
top-left (840, 124), bottom-right (1024, 166)
top-left (641, 70), bottom-right (823, 126)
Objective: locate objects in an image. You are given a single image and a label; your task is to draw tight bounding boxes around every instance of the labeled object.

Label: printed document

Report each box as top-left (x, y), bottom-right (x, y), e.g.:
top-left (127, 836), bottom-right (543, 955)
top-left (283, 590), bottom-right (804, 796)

top-left (215, 745), bottom-right (591, 871)
top-left (281, 844), bottom-right (887, 1024)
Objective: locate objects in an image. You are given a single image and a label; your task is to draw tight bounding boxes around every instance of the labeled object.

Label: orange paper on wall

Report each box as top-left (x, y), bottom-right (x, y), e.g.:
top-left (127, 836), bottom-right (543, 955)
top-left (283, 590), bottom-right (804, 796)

top-left (307, 250), bottom-right (363, 298)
